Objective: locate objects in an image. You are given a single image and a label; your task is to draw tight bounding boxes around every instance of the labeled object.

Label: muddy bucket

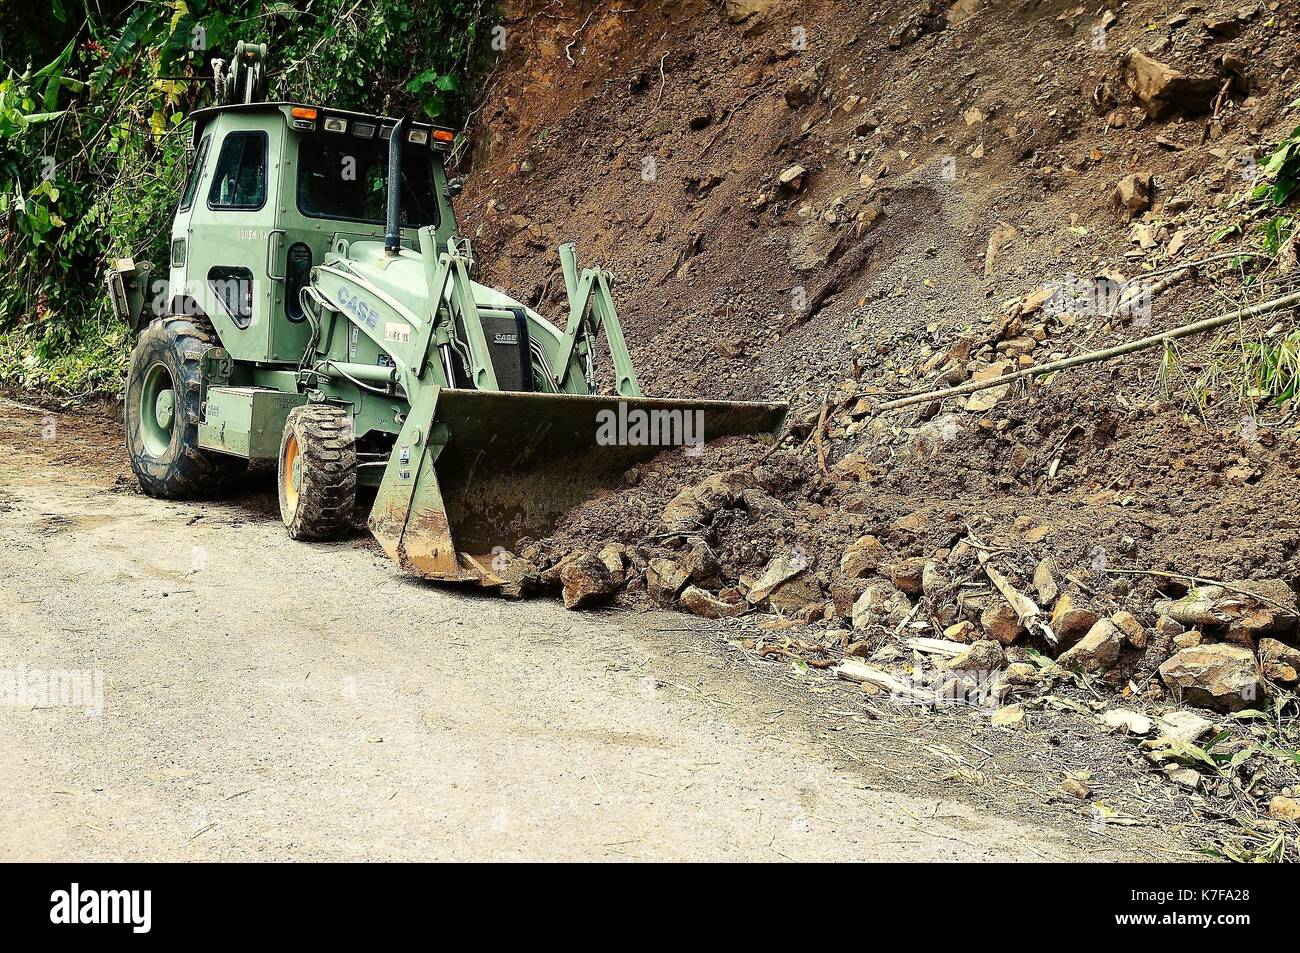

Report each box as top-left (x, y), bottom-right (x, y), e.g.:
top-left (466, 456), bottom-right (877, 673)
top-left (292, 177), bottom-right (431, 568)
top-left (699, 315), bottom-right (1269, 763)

top-left (369, 388), bottom-right (787, 581)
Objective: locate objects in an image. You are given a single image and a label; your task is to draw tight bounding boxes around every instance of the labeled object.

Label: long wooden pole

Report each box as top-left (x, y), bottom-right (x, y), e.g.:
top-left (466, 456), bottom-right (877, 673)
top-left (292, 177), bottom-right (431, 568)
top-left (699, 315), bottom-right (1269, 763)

top-left (867, 290), bottom-right (1300, 415)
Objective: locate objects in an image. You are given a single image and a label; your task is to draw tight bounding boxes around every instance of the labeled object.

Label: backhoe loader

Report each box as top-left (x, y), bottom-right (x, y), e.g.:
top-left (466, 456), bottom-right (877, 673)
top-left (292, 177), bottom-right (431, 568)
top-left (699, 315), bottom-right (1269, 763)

top-left (107, 43), bottom-right (786, 586)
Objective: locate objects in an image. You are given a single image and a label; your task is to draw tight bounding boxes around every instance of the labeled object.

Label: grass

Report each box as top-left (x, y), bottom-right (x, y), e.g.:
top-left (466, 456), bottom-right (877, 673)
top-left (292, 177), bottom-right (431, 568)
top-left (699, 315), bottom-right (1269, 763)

top-left (0, 317), bottom-right (129, 403)
top-left (1180, 694), bottom-right (1300, 863)
top-left (1156, 317), bottom-right (1300, 421)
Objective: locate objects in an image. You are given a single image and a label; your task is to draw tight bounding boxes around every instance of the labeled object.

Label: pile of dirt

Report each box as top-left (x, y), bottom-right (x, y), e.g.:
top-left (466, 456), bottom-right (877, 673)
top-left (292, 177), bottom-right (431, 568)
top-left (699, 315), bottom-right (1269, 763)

top-left (465, 0), bottom-right (1297, 405)
top-left (463, 0), bottom-right (1300, 682)
top-left (458, 1), bottom-right (1300, 844)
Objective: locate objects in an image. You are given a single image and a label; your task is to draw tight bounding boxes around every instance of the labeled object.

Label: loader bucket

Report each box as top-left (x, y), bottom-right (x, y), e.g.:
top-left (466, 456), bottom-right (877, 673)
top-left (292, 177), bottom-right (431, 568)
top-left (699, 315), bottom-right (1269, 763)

top-left (369, 389), bottom-right (787, 583)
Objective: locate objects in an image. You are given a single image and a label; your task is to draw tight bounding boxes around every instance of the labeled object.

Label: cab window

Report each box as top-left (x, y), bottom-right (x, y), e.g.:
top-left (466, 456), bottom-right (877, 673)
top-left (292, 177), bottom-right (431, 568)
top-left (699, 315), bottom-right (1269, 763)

top-left (179, 135), bottom-right (210, 211)
top-left (296, 131), bottom-right (439, 228)
top-left (207, 131), bottom-right (268, 210)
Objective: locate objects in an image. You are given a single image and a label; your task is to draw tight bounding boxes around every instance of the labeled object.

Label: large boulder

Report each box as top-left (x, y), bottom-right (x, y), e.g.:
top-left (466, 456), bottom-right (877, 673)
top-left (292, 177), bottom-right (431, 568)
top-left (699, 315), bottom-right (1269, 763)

top-left (559, 552), bottom-right (617, 609)
top-left (1158, 644), bottom-right (1265, 712)
top-left (1123, 49), bottom-right (1219, 119)
top-left (1055, 619), bottom-right (1124, 674)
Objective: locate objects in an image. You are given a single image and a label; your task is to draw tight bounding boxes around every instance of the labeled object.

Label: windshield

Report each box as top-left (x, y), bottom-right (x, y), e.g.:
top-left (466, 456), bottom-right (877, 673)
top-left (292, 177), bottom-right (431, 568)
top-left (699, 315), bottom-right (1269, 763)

top-left (296, 131), bottom-right (441, 228)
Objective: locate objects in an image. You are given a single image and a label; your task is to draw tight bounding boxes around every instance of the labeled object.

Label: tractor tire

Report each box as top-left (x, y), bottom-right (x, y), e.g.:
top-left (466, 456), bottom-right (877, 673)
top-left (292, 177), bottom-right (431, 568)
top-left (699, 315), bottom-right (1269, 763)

top-left (277, 404), bottom-right (357, 541)
top-left (124, 315), bottom-right (246, 498)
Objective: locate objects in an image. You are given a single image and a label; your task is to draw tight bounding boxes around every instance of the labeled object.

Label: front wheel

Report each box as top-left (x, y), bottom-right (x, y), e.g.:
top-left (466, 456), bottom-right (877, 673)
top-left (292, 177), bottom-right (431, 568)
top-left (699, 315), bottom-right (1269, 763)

top-left (278, 405), bottom-right (358, 541)
top-left (124, 316), bottom-right (246, 498)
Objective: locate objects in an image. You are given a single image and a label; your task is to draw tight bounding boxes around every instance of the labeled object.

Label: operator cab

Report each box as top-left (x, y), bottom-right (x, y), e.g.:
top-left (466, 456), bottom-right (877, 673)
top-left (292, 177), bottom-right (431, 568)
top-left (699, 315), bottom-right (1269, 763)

top-left (169, 102), bottom-right (458, 366)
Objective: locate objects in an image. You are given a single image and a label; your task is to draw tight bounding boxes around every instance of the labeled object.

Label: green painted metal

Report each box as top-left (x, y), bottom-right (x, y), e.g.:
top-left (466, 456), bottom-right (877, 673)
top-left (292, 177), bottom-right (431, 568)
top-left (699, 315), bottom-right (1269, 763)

top-left (198, 386), bottom-right (307, 459)
top-left (150, 69), bottom-right (788, 583)
top-left (139, 363), bottom-right (175, 456)
top-left (556, 243), bottom-right (640, 398)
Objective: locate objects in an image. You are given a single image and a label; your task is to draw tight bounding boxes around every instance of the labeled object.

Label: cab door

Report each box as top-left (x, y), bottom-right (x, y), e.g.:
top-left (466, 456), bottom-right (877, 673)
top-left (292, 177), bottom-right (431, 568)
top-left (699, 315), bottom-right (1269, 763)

top-left (185, 112), bottom-right (281, 363)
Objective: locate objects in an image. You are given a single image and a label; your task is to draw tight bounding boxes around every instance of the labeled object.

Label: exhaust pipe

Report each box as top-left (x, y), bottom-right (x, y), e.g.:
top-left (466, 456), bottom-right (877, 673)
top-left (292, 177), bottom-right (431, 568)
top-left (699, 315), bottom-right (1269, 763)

top-left (384, 117), bottom-right (406, 256)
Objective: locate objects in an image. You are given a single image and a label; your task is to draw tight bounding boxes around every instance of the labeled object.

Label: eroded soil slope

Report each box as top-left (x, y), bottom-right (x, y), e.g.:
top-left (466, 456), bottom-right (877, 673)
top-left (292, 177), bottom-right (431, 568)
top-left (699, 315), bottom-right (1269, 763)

top-left (457, 0), bottom-right (1300, 858)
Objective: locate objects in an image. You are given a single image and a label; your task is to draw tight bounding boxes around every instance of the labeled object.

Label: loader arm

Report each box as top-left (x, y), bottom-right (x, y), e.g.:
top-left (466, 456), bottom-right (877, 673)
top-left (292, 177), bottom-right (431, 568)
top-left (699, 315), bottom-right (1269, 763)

top-left (553, 243), bottom-right (641, 398)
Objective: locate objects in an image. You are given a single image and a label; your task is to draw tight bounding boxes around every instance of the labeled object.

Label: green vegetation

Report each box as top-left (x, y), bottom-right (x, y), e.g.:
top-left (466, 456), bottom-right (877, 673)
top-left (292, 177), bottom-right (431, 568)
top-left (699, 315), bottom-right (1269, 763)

top-left (1159, 115), bottom-right (1300, 418)
top-left (1, 0), bottom-right (494, 400)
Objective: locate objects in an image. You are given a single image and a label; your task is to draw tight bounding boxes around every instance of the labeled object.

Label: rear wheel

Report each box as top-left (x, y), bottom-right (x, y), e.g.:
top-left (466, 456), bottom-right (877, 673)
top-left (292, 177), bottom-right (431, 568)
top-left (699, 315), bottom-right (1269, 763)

top-left (125, 315), bottom-right (246, 498)
top-left (278, 405), bottom-right (357, 541)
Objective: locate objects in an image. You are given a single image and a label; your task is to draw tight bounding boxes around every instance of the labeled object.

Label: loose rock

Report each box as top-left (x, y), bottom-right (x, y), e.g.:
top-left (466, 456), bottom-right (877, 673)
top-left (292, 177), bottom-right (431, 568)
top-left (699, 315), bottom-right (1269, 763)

top-left (1102, 708), bottom-right (1153, 735)
top-left (1158, 644), bottom-right (1265, 712)
top-left (1050, 594), bottom-right (1099, 646)
top-left (980, 600), bottom-right (1022, 645)
top-left (1269, 796), bottom-right (1300, 822)
top-left (1115, 173), bottom-right (1154, 218)
top-left (944, 620), bottom-right (976, 643)
top-left (1004, 661), bottom-right (1039, 685)
top-left (1123, 49), bottom-right (1219, 119)
top-left (852, 583), bottom-right (912, 631)
top-left (1155, 710), bottom-right (1214, 744)
top-left (887, 556), bottom-right (927, 595)
top-left (1032, 557), bottom-right (1059, 606)
top-left (1111, 610), bottom-right (1148, 650)
top-left (840, 534), bottom-right (888, 578)
top-left (560, 552), bottom-right (618, 609)
top-left (946, 639), bottom-right (1005, 673)
top-left (1259, 638), bottom-right (1300, 684)
top-left (647, 557), bottom-right (691, 605)
top-left (1055, 619), bottom-right (1124, 674)
top-left (1057, 777), bottom-right (1091, 800)
top-left (680, 585), bottom-right (746, 619)
top-left (747, 552), bottom-right (808, 604)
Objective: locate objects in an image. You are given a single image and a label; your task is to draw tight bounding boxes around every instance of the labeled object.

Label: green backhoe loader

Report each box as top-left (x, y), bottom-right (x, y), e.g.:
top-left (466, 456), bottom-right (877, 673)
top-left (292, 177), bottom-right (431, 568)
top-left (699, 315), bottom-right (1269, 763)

top-left (107, 43), bottom-right (786, 587)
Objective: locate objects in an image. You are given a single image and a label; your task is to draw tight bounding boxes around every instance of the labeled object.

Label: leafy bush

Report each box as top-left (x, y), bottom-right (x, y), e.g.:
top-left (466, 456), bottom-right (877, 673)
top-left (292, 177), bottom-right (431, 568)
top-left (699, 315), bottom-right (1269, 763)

top-left (0, 0), bottom-right (493, 398)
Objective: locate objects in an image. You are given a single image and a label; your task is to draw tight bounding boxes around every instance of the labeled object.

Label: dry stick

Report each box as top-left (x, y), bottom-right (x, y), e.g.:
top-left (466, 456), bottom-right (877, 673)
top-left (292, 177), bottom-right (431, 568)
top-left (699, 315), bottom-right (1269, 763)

top-left (1100, 568), bottom-right (1293, 614)
top-left (1108, 250), bottom-right (1274, 319)
top-left (868, 290), bottom-right (1300, 415)
top-left (1108, 266), bottom-right (1191, 319)
top-left (1134, 250), bottom-right (1270, 283)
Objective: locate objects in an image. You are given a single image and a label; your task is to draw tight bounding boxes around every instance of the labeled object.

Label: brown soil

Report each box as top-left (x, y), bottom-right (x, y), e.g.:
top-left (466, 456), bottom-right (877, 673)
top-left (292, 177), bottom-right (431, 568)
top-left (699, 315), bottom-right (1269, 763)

top-left (463, 0), bottom-right (1300, 631)
top-left (453, 0), bottom-right (1300, 854)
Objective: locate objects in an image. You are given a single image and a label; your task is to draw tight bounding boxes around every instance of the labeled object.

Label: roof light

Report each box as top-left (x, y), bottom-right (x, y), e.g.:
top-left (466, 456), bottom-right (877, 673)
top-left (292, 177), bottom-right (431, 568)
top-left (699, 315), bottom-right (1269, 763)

top-left (352, 121), bottom-right (376, 139)
top-left (323, 117), bottom-right (347, 133)
top-left (408, 129), bottom-right (429, 145)
top-left (432, 129), bottom-right (455, 143)
top-left (289, 106), bottom-right (318, 131)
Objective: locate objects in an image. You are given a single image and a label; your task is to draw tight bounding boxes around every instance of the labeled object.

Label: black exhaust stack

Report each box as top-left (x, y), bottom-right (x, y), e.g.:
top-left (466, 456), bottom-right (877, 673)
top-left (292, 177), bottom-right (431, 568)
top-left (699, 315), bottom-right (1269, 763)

top-left (384, 117), bottom-right (406, 256)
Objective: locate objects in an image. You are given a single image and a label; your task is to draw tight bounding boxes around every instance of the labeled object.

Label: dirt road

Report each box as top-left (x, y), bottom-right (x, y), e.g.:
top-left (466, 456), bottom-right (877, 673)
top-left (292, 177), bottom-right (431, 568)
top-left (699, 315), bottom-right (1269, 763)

top-left (0, 399), bottom-right (1181, 861)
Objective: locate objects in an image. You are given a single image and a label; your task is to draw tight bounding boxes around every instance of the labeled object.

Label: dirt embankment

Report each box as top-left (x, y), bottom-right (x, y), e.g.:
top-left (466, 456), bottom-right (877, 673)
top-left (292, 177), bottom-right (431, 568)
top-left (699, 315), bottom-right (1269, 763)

top-left (457, 1), bottom-right (1300, 855)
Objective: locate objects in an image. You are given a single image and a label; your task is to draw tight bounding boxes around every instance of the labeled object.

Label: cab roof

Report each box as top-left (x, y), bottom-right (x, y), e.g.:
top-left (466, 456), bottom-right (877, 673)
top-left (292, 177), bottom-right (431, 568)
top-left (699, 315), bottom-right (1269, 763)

top-left (189, 101), bottom-right (455, 150)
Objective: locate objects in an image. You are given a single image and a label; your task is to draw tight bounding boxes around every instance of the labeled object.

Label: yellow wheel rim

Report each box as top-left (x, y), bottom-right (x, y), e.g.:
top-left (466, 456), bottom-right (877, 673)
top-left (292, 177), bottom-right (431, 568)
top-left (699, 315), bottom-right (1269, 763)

top-left (282, 433), bottom-right (301, 513)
